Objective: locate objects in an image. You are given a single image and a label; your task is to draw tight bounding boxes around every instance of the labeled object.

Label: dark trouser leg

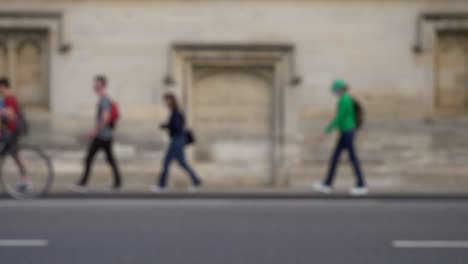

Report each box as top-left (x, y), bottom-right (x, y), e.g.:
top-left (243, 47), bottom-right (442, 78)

top-left (5, 135), bottom-right (26, 178)
top-left (11, 152), bottom-right (27, 177)
top-left (174, 142), bottom-right (201, 186)
top-left (158, 142), bottom-right (175, 188)
top-left (344, 132), bottom-right (366, 187)
top-left (78, 138), bottom-right (101, 186)
top-left (102, 139), bottom-right (122, 188)
top-left (324, 134), bottom-right (345, 187)
top-left (9, 140), bottom-right (26, 177)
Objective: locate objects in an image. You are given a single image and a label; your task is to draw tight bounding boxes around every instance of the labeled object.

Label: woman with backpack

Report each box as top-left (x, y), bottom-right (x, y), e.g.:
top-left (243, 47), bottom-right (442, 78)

top-left (151, 93), bottom-right (201, 192)
top-left (314, 79), bottom-right (368, 196)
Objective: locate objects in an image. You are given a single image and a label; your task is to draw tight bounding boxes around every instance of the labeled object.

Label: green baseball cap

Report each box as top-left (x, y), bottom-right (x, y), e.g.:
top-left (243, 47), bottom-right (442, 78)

top-left (331, 79), bottom-right (347, 92)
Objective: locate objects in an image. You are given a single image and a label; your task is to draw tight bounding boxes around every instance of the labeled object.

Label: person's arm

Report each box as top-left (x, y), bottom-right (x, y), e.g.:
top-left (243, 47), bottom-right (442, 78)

top-left (160, 112), bottom-right (173, 130)
top-left (96, 109), bottom-right (111, 131)
top-left (164, 111), bottom-right (184, 133)
top-left (88, 99), bottom-right (111, 138)
top-left (324, 97), bottom-right (348, 134)
top-left (0, 97), bottom-right (17, 121)
top-left (0, 107), bottom-right (15, 121)
top-left (160, 121), bottom-right (169, 129)
top-left (172, 112), bottom-right (184, 134)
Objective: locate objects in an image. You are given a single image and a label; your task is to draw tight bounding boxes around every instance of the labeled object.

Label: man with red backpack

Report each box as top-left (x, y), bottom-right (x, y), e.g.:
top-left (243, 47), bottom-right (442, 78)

top-left (73, 75), bottom-right (122, 192)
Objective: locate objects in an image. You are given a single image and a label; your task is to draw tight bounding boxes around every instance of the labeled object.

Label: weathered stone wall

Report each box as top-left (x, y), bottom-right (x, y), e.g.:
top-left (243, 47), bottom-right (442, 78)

top-left (0, 0), bottom-right (467, 189)
top-left (0, 1), bottom-right (465, 128)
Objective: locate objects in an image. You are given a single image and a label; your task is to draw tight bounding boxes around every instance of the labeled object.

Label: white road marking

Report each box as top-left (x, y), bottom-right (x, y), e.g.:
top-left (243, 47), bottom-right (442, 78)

top-left (0, 239), bottom-right (48, 247)
top-left (393, 240), bottom-right (468, 249)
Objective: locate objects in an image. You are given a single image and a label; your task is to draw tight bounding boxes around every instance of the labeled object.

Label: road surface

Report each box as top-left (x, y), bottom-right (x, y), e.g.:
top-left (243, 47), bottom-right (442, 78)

top-left (0, 199), bottom-right (467, 264)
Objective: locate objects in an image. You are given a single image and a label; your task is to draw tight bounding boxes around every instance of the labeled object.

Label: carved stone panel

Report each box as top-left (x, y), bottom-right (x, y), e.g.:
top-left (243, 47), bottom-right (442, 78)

top-left (0, 30), bottom-right (48, 107)
top-left (16, 39), bottom-right (44, 105)
top-left (0, 41), bottom-right (7, 78)
top-left (436, 31), bottom-right (468, 113)
top-left (192, 67), bottom-right (274, 178)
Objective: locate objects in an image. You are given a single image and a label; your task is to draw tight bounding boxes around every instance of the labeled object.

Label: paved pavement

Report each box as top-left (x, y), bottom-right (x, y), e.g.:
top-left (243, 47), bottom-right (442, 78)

top-left (0, 199), bottom-right (467, 264)
top-left (19, 190), bottom-right (468, 200)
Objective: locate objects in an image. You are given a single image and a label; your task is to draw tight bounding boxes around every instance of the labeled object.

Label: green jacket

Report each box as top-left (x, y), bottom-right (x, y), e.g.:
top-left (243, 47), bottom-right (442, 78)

top-left (325, 92), bottom-right (356, 134)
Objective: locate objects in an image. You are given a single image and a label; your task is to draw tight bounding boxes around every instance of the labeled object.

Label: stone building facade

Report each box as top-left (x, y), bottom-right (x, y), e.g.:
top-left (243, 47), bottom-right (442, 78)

top-left (0, 0), bottom-right (467, 190)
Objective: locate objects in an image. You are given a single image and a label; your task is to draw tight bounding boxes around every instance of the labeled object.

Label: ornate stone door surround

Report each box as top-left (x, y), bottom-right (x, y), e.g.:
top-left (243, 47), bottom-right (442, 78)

top-left (163, 43), bottom-right (300, 186)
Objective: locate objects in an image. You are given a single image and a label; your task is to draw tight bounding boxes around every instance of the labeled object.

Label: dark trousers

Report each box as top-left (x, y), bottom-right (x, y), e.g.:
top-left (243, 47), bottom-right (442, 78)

top-left (324, 130), bottom-right (365, 187)
top-left (158, 136), bottom-right (201, 188)
top-left (0, 133), bottom-right (26, 176)
top-left (79, 137), bottom-right (122, 188)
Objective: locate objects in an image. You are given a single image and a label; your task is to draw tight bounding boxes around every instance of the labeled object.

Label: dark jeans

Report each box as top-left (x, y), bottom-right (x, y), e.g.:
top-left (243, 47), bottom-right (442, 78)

top-left (78, 137), bottom-right (122, 188)
top-left (0, 132), bottom-right (19, 155)
top-left (0, 133), bottom-right (26, 176)
top-left (158, 136), bottom-right (201, 188)
top-left (324, 130), bottom-right (366, 187)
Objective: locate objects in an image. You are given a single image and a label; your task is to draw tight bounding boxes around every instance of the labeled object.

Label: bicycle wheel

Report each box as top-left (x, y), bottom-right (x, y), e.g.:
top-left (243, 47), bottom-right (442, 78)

top-left (0, 145), bottom-right (54, 199)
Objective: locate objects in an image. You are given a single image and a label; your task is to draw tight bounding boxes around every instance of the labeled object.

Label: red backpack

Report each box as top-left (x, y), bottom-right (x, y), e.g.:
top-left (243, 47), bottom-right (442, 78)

top-left (109, 100), bottom-right (120, 127)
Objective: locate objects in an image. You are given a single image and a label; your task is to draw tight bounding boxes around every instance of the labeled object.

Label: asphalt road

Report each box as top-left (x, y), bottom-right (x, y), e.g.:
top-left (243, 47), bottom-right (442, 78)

top-left (0, 199), bottom-right (467, 264)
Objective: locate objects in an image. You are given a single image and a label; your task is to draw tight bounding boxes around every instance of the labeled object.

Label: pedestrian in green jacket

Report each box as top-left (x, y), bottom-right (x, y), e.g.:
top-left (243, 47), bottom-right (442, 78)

top-left (314, 79), bottom-right (368, 196)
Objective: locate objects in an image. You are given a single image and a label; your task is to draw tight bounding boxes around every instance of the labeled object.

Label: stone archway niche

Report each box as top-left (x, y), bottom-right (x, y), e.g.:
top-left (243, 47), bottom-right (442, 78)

top-left (167, 44), bottom-right (296, 187)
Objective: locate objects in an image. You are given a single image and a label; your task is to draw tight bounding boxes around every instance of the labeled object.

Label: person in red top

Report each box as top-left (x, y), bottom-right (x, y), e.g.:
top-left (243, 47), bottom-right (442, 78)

top-left (4, 88), bottom-right (20, 133)
top-left (0, 77), bottom-right (29, 192)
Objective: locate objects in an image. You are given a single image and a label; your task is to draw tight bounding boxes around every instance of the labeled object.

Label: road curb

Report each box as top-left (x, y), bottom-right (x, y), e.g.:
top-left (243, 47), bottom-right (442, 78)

top-left (2, 192), bottom-right (468, 200)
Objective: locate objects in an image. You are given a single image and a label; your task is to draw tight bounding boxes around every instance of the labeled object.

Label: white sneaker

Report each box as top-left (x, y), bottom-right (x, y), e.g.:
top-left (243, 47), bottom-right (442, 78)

top-left (188, 186), bottom-right (200, 193)
top-left (313, 182), bottom-right (332, 194)
top-left (350, 186), bottom-right (369, 196)
top-left (150, 185), bottom-right (165, 193)
top-left (69, 184), bottom-right (88, 194)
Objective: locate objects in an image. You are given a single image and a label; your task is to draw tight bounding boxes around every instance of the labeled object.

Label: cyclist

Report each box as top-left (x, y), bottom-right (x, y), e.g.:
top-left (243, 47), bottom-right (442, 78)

top-left (0, 77), bottom-right (30, 193)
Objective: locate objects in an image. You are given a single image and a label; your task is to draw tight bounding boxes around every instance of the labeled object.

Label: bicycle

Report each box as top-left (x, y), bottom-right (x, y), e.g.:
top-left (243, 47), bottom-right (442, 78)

top-left (0, 139), bottom-right (54, 199)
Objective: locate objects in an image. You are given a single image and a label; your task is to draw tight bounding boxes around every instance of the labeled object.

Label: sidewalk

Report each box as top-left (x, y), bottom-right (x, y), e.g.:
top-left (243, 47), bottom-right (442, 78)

top-left (8, 189), bottom-right (468, 200)
top-left (18, 146), bottom-right (468, 198)
top-left (12, 117), bottom-right (468, 198)
top-left (43, 157), bottom-right (468, 193)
